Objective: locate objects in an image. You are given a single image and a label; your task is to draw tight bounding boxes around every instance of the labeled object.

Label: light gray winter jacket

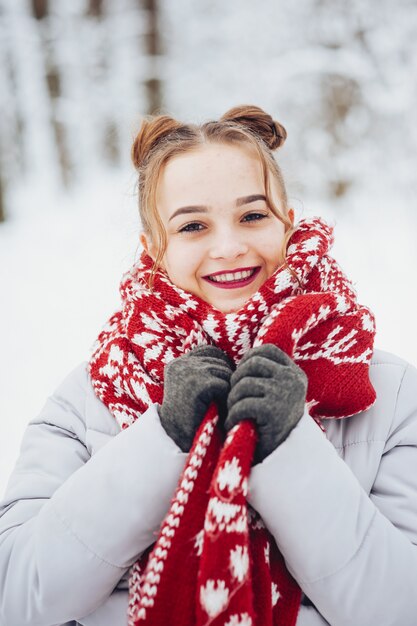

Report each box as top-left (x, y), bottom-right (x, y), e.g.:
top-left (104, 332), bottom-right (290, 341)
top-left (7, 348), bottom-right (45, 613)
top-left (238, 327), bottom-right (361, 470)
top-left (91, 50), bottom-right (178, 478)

top-left (0, 348), bottom-right (417, 626)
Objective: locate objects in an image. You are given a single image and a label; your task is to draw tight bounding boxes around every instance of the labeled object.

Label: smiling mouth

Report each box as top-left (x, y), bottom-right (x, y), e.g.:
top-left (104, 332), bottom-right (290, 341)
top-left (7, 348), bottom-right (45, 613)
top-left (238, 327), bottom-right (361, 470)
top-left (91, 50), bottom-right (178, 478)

top-left (202, 267), bottom-right (261, 289)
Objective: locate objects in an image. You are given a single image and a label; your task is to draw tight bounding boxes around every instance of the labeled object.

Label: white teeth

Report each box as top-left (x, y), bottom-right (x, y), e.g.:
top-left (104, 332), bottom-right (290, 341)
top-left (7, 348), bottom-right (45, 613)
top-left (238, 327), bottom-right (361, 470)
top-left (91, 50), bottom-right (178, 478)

top-left (208, 269), bottom-right (255, 283)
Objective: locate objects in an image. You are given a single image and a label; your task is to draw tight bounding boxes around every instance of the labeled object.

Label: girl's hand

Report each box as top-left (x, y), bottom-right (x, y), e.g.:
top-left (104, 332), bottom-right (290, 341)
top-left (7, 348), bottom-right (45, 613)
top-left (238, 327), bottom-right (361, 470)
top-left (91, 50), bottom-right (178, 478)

top-left (159, 345), bottom-right (234, 452)
top-left (225, 344), bottom-right (307, 464)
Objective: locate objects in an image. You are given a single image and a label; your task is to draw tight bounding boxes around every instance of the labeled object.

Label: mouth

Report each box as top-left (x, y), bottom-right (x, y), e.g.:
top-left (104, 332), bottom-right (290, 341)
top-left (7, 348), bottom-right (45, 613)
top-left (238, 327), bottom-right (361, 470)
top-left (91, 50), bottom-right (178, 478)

top-left (202, 266), bottom-right (261, 290)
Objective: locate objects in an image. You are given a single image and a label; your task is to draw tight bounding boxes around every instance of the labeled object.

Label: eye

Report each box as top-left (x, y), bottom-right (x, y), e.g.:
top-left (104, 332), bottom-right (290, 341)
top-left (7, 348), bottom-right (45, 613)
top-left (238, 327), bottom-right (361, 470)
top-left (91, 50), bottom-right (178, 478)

top-left (178, 222), bottom-right (205, 233)
top-left (242, 212), bottom-right (269, 222)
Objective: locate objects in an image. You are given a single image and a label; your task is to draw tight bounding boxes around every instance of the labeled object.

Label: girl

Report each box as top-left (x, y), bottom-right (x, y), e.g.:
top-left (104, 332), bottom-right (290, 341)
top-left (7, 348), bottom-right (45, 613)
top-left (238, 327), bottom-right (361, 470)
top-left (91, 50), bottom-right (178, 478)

top-left (1, 105), bottom-right (417, 626)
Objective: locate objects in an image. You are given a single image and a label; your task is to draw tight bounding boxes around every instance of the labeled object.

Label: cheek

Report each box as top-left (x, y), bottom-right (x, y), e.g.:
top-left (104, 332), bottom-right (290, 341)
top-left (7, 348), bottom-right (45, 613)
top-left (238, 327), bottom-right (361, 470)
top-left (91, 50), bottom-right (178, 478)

top-left (261, 233), bottom-right (287, 267)
top-left (163, 240), bottom-right (200, 283)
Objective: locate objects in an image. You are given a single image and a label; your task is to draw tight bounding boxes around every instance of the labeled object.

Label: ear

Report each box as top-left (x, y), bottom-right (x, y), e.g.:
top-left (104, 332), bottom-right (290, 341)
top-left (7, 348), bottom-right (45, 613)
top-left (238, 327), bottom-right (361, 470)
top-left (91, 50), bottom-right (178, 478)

top-left (140, 232), bottom-right (157, 261)
top-left (288, 207), bottom-right (295, 225)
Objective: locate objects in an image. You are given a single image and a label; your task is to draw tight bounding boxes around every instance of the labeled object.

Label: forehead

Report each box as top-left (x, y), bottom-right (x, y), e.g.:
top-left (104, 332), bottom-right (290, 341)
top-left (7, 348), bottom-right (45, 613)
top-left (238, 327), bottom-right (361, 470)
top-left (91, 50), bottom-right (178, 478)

top-left (166, 142), bottom-right (262, 177)
top-left (157, 143), bottom-right (268, 206)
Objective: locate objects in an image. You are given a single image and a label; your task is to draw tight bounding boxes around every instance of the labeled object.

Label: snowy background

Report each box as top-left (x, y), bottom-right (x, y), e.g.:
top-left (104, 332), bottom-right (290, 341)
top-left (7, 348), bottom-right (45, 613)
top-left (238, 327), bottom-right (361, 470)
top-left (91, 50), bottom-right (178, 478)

top-left (1, 0), bottom-right (417, 497)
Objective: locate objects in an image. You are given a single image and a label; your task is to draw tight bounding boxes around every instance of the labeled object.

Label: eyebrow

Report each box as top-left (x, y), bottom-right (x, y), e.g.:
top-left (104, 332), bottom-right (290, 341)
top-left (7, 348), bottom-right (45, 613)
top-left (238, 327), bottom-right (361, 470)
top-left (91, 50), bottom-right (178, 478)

top-left (168, 194), bottom-right (267, 221)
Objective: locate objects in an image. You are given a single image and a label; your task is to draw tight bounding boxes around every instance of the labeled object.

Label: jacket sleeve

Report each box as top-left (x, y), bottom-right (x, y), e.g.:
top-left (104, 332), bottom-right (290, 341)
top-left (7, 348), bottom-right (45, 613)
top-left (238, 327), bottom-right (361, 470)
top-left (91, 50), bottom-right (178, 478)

top-left (247, 362), bottom-right (417, 626)
top-left (0, 363), bottom-right (187, 626)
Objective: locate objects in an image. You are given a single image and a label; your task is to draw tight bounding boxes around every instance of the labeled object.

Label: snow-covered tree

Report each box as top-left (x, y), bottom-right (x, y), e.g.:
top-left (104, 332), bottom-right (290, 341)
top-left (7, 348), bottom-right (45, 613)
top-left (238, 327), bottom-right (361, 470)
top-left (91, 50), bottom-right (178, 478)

top-left (0, 0), bottom-right (416, 216)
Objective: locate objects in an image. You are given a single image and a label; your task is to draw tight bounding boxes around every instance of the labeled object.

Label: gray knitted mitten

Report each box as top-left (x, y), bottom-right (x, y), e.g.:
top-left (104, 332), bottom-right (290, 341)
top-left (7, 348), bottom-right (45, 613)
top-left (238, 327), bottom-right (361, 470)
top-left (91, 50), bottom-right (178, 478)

top-left (225, 344), bottom-right (308, 464)
top-left (159, 344), bottom-right (234, 452)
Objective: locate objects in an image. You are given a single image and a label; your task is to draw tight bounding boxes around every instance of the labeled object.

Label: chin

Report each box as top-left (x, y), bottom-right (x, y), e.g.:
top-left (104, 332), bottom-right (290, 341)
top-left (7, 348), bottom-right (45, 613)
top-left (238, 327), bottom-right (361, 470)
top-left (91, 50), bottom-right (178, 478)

top-left (212, 299), bottom-right (247, 314)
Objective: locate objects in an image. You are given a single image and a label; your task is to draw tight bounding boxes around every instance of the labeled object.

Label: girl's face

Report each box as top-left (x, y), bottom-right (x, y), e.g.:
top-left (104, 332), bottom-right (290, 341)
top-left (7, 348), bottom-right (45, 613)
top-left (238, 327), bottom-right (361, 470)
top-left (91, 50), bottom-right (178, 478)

top-left (141, 143), bottom-right (293, 313)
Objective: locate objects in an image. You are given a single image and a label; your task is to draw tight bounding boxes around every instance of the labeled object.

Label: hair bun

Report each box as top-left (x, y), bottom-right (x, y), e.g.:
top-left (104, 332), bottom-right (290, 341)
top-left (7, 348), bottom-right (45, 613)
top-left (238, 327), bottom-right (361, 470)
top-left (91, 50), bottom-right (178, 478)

top-left (131, 115), bottom-right (183, 169)
top-left (220, 105), bottom-right (287, 150)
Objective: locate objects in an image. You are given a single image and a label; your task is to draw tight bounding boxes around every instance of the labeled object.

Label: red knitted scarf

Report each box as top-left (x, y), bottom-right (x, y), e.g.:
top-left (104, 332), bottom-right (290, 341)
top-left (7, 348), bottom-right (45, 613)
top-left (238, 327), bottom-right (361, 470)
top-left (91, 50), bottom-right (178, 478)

top-left (89, 217), bottom-right (376, 626)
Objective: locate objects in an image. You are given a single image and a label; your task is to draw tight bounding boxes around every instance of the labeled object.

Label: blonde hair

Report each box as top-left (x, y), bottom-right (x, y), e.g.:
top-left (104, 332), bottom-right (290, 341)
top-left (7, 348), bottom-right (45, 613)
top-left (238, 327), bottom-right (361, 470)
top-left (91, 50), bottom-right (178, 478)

top-left (131, 104), bottom-right (295, 286)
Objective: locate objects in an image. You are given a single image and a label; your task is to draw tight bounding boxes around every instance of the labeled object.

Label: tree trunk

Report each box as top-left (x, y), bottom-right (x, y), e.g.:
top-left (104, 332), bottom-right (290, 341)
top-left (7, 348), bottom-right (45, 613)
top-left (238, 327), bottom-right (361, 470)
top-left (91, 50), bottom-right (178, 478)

top-left (87, 0), bottom-right (104, 18)
top-left (142, 0), bottom-right (162, 114)
top-left (31, 0), bottom-right (48, 20)
top-left (34, 0), bottom-right (72, 186)
top-left (45, 63), bottom-right (71, 186)
top-left (0, 175), bottom-right (5, 223)
top-left (0, 171), bottom-right (6, 224)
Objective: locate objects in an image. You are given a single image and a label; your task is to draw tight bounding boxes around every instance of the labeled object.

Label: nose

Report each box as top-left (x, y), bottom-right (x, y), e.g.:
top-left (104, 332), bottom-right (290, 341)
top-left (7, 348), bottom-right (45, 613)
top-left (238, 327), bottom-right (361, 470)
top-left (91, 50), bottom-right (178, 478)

top-left (208, 229), bottom-right (249, 260)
